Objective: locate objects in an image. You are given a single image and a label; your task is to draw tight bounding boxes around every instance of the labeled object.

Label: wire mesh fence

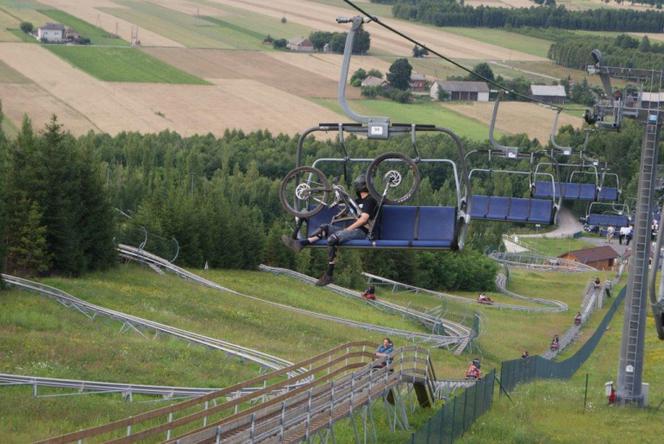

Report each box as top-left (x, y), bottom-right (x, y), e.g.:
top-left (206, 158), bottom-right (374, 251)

top-left (409, 370), bottom-right (495, 444)
top-left (410, 285), bottom-right (625, 443)
top-left (500, 286), bottom-right (626, 392)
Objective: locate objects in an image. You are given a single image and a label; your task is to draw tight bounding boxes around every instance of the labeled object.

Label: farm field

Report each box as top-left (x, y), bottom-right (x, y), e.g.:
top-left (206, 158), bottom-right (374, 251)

top-left (46, 46), bottom-right (208, 83)
top-left (315, 98), bottom-right (499, 142)
top-left (0, 0), bottom-right (52, 28)
top-left (441, 101), bottom-right (584, 143)
top-left (0, 8), bottom-right (19, 41)
top-left (38, 8), bottom-right (129, 46)
top-left (442, 26), bottom-right (553, 58)
top-left (0, 42), bottom-right (344, 136)
top-left (37, 0), bottom-right (184, 47)
top-left (144, 47), bottom-right (362, 99)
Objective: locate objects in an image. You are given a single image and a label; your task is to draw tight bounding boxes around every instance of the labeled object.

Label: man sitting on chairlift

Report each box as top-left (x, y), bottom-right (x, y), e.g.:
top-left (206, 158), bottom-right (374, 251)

top-left (282, 174), bottom-right (378, 286)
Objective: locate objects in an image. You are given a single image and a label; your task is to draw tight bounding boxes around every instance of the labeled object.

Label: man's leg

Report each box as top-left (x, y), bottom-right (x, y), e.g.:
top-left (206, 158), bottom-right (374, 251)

top-left (316, 227), bottom-right (366, 286)
top-left (282, 224), bottom-right (330, 253)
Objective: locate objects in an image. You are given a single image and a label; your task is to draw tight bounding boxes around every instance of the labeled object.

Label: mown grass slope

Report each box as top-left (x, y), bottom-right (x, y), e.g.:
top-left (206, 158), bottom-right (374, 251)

top-left (45, 46), bottom-right (209, 84)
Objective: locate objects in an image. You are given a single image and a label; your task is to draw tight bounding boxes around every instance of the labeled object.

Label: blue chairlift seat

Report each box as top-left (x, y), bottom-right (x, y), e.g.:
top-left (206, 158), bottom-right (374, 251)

top-left (470, 195), bottom-right (554, 224)
top-left (304, 204), bottom-right (457, 249)
top-left (533, 181), bottom-right (597, 201)
top-left (598, 187), bottom-right (619, 202)
top-left (587, 213), bottom-right (630, 228)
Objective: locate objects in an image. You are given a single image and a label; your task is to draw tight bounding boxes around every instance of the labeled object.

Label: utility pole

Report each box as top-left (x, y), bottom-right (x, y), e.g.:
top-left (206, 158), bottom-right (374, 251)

top-left (586, 50), bottom-right (663, 406)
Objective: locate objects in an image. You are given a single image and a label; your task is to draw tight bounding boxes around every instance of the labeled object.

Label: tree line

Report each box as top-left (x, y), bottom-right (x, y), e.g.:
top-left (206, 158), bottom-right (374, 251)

top-left (382, 0), bottom-right (664, 32)
top-left (548, 34), bottom-right (664, 70)
top-left (0, 109), bottom-right (646, 291)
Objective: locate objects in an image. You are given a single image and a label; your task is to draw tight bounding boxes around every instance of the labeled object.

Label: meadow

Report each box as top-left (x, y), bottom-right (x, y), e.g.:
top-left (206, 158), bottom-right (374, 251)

top-left (315, 98), bottom-right (498, 142)
top-left (442, 27), bottom-right (553, 59)
top-left (518, 236), bottom-right (596, 257)
top-left (45, 46), bottom-right (208, 84)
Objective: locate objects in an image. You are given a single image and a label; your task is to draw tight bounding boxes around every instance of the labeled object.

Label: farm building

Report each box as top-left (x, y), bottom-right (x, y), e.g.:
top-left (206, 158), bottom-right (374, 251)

top-left (287, 37), bottom-right (314, 52)
top-left (558, 245), bottom-right (619, 270)
top-left (37, 23), bottom-right (65, 42)
top-left (361, 76), bottom-right (387, 88)
top-left (531, 85), bottom-right (567, 104)
top-left (430, 81), bottom-right (489, 102)
top-left (409, 73), bottom-right (428, 92)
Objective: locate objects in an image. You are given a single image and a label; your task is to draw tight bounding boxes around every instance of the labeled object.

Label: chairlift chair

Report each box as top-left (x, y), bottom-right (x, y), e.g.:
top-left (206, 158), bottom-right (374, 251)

top-left (585, 201), bottom-right (631, 228)
top-left (279, 16), bottom-right (470, 251)
top-left (467, 98), bottom-right (559, 225)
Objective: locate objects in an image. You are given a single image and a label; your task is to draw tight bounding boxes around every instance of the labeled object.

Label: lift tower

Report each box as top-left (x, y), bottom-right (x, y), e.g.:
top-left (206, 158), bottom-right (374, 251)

top-left (586, 50), bottom-right (663, 405)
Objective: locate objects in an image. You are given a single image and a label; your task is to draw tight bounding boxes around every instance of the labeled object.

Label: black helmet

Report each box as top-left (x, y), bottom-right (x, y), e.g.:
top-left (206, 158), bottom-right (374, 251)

top-left (353, 174), bottom-right (368, 194)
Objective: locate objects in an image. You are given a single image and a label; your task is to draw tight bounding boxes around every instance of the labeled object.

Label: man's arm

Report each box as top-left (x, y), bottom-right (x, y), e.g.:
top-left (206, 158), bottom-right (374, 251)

top-left (345, 212), bottom-right (369, 231)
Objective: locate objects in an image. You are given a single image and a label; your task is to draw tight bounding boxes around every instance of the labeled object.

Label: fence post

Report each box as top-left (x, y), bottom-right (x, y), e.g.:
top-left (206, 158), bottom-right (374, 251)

top-left (461, 388), bottom-right (468, 433)
top-left (583, 373), bottom-right (589, 412)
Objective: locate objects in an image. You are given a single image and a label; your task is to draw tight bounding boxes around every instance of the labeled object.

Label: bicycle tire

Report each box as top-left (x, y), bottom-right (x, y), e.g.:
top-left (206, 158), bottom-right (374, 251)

top-left (279, 166), bottom-right (330, 218)
top-left (366, 152), bottom-right (421, 205)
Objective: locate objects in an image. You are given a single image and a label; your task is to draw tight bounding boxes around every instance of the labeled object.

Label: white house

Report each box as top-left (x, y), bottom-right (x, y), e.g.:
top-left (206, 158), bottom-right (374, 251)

top-left (430, 81), bottom-right (489, 102)
top-left (37, 23), bottom-right (65, 42)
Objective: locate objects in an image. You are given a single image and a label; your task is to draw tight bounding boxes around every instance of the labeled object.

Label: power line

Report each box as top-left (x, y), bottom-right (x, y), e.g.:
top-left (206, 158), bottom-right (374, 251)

top-left (341, 0), bottom-right (565, 111)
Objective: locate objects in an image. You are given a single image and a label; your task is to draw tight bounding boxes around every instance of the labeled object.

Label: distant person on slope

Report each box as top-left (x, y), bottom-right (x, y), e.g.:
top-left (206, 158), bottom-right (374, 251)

top-left (282, 174), bottom-right (378, 287)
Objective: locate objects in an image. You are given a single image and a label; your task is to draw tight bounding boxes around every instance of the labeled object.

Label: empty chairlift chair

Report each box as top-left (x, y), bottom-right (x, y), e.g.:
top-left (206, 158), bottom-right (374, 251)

top-left (585, 202), bottom-right (631, 228)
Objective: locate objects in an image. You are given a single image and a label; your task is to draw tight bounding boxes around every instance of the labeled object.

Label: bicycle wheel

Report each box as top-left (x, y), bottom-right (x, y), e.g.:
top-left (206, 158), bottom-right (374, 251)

top-left (366, 152), bottom-right (420, 204)
top-left (279, 166), bottom-right (331, 218)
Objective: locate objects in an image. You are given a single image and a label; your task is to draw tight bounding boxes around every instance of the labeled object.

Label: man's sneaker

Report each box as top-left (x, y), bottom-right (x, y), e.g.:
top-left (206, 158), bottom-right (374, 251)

top-left (315, 273), bottom-right (333, 287)
top-left (281, 235), bottom-right (303, 253)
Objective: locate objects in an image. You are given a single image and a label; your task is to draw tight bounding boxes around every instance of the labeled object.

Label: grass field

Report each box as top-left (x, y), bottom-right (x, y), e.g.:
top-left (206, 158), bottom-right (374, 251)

top-left (519, 236), bottom-right (596, 256)
top-left (459, 305), bottom-right (662, 443)
top-left (45, 46), bottom-right (208, 84)
top-left (38, 8), bottom-right (128, 46)
top-left (315, 98), bottom-right (498, 142)
top-left (442, 27), bottom-right (553, 58)
top-left (100, 0), bottom-right (309, 50)
top-left (0, 0), bottom-right (51, 27)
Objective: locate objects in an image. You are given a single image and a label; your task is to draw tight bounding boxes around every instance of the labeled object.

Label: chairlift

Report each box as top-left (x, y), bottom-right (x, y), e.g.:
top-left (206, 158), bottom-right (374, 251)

top-left (279, 16), bottom-right (470, 250)
top-left (533, 114), bottom-right (600, 201)
top-left (585, 201), bottom-right (631, 228)
top-left (466, 98), bottom-right (559, 225)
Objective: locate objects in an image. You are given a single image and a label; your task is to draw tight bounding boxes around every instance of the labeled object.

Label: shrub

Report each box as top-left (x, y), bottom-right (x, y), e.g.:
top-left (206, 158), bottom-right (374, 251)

top-left (20, 22), bottom-right (33, 34)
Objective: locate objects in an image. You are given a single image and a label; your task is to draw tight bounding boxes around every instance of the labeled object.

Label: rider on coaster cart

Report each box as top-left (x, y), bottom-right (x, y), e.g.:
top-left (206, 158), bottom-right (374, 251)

top-left (282, 174), bottom-right (378, 286)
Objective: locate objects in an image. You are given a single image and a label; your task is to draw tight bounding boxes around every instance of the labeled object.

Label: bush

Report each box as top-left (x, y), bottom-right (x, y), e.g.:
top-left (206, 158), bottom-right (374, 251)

top-left (272, 38), bottom-right (288, 49)
top-left (361, 85), bottom-right (382, 98)
top-left (20, 22), bottom-right (33, 34)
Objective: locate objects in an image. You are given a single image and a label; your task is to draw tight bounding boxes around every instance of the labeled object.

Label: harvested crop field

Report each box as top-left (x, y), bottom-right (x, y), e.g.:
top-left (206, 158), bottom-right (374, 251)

top-left (441, 101), bottom-right (583, 142)
top-left (266, 52), bottom-right (392, 83)
top-left (144, 47), bottom-right (360, 98)
top-left (0, 43), bottom-right (343, 136)
top-left (37, 0), bottom-right (184, 47)
top-left (204, 0), bottom-right (546, 60)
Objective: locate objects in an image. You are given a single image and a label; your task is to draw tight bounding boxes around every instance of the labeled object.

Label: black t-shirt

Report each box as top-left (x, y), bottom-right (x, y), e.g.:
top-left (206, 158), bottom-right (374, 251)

top-left (357, 195), bottom-right (378, 233)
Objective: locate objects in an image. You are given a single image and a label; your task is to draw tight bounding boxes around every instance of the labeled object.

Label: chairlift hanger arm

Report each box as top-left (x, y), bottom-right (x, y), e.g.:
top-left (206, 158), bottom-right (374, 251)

top-left (336, 16), bottom-right (390, 137)
top-left (488, 97), bottom-right (520, 157)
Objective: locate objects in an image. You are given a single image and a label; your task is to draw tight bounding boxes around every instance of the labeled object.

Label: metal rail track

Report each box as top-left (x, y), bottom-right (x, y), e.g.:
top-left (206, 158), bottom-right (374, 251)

top-left (362, 272), bottom-right (554, 313)
top-left (2, 274), bottom-right (293, 372)
top-left (258, 265), bottom-right (472, 354)
top-left (494, 270), bottom-right (568, 313)
top-left (489, 251), bottom-right (598, 272)
top-left (0, 373), bottom-right (222, 399)
top-left (118, 245), bottom-right (461, 349)
top-left (40, 343), bottom-right (436, 444)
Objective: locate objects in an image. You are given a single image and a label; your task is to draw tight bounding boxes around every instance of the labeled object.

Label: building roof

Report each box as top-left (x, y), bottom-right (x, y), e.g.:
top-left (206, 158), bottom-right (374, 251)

top-left (361, 76), bottom-right (386, 87)
top-left (288, 37), bottom-right (313, 47)
top-left (40, 23), bottom-right (65, 31)
top-left (435, 80), bottom-right (489, 93)
top-left (410, 73), bottom-right (427, 81)
top-left (531, 85), bottom-right (566, 97)
top-left (559, 245), bottom-right (619, 264)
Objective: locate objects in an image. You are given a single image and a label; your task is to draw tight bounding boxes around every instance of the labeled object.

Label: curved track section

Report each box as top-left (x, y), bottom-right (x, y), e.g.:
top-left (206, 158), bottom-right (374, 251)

top-left (0, 373), bottom-right (221, 399)
top-left (489, 251), bottom-right (597, 272)
top-left (1, 274), bottom-right (292, 372)
top-left (40, 342), bottom-right (436, 444)
top-left (494, 270), bottom-right (568, 313)
top-left (259, 265), bottom-right (472, 354)
top-left (362, 272), bottom-right (559, 313)
top-left (118, 245), bottom-right (462, 349)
